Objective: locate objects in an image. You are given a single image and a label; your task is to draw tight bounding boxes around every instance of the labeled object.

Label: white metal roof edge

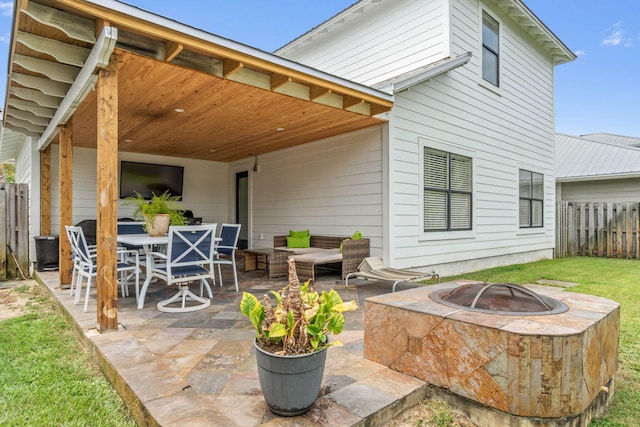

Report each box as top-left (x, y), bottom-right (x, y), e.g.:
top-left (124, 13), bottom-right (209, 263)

top-left (94, 0), bottom-right (393, 101)
top-left (556, 172), bottom-right (640, 183)
top-left (373, 52), bottom-right (473, 93)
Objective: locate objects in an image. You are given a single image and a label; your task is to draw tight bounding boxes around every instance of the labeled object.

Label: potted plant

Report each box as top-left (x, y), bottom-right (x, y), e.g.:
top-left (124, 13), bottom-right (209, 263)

top-left (123, 190), bottom-right (186, 236)
top-left (240, 258), bottom-right (358, 416)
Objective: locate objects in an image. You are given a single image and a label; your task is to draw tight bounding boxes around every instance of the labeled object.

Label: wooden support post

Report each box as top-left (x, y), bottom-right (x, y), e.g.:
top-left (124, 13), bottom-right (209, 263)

top-left (40, 145), bottom-right (51, 235)
top-left (96, 53), bottom-right (119, 331)
top-left (58, 124), bottom-right (74, 287)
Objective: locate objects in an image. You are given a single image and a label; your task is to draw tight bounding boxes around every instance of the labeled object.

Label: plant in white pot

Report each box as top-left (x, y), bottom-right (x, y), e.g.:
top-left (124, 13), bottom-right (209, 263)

top-left (123, 190), bottom-right (186, 236)
top-left (240, 258), bottom-right (358, 416)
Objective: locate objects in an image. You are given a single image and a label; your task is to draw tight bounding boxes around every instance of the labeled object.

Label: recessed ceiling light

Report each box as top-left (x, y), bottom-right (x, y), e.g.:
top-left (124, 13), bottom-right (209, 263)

top-left (124, 139), bottom-right (132, 143)
top-left (209, 149), bottom-right (216, 152)
top-left (174, 108), bottom-right (185, 113)
top-left (277, 127), bottom-right (285, 131)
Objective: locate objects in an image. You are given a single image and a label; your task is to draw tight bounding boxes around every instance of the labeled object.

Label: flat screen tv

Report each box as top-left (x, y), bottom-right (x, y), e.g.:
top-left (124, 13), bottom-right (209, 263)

top-left (119, 161), bottom-right (184, 200)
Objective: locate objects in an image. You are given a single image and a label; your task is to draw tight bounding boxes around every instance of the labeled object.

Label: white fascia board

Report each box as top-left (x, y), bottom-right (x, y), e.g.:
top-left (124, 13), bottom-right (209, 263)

top-left (38, 26), bottom-right (117, 150)
top-left (556, 172), bottom-right (640, 183)
top-left (84, 0), bottom-right (394, 102)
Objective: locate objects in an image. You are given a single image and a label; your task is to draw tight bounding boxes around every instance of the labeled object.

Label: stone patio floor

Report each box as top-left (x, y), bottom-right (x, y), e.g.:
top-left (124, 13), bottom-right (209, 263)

top-left (34, 258), bottom-right (430, 427)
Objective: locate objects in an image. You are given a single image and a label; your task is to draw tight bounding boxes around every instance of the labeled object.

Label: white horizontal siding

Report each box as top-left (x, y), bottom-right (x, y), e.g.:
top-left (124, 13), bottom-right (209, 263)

top-left (278, 0), bottom-right (449, 86)
top-left (48, 146), bottom-right (229, 233)
top-left (558, 179), bottom-right (640, 203)
top-left (250, 126), bottom-right (384, 253)
top-left (386, 0), bottom-right (557, 273)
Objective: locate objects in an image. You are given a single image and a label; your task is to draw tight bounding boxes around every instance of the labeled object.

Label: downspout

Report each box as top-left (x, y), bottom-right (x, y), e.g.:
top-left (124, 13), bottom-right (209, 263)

top-left (37, 26), bottom-right (118, 151)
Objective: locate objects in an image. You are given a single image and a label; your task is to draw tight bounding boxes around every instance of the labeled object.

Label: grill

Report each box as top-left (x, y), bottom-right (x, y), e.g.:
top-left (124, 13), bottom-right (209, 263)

top-left (429, 282), bottom-right (569, 315)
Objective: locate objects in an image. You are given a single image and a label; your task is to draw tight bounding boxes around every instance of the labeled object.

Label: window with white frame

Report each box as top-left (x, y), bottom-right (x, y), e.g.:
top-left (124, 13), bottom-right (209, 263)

top-left (482, 11), bottom-right (500, 87)
top-left (423, 147), bottom-right (472, 232)
top-left (519, 169), bottom-right (543, 228)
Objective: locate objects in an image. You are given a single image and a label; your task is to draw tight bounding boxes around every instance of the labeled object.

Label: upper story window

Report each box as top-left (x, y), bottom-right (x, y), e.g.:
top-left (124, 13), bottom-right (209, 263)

top-left (519, 169), bottom-right (543, 228)
top-left (482, 11), bottom-right (500, 87)
top-left (424, 147), bottom-right (472, 232)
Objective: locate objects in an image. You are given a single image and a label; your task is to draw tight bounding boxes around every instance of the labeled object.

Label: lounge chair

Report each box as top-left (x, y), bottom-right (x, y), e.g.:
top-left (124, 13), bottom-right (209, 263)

top-left (345, 256), bottom-right (439, 292)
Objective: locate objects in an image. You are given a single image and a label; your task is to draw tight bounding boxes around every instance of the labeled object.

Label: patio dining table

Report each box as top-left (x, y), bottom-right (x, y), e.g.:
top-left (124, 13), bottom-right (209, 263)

top-left (116, 233), bottom-right (168, 309)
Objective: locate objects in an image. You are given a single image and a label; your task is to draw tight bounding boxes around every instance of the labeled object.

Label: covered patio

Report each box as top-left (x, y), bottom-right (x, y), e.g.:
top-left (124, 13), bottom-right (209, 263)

top-left (34, 262), bottom-right (429, 426)
top-left (3, 0), bottom-right (393, 330)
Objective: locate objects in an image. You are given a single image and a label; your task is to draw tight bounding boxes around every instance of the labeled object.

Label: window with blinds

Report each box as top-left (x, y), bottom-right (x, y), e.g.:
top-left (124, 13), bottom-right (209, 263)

top-left (519, 169), bottom-right (543, 228)
top-left (482, 11), bottom-right (500, 87)
top-left (424, 147), bottom-right (472, 232)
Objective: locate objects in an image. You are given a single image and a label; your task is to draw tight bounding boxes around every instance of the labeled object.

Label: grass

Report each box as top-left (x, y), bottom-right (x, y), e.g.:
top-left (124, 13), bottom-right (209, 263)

top-left (0, 284), bottom-right (136, 427)
top-left (439, 257), bottom-right (640, 426)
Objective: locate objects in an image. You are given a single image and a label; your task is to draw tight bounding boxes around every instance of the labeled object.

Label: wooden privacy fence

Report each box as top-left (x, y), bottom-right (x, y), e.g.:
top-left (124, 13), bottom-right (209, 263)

top-left (0, 183), bottom-right (30, 280)
top-left (556, 201), bottom-right (640, 259)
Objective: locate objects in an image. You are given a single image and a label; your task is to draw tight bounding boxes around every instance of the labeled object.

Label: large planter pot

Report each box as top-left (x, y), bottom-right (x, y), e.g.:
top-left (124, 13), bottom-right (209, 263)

top-left (144, 213), bottom-right (170, 236)
top-left (254, 340), bottom-right (328, 416)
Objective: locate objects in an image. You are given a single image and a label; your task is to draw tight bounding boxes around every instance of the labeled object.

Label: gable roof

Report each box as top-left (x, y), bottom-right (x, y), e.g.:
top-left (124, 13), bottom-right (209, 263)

top-left (556, 133), bottom-right (640, 181)
top-left (2, 0), bottom-right (393, 162)
top-left (579, 133), bottom-right (640, 148)
top-left (278, 0), bottom-right (575, 65)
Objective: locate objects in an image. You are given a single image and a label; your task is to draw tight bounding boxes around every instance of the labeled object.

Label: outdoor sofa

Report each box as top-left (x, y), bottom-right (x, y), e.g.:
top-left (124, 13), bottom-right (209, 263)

top-left (273, 234), bottom-right (370, 281)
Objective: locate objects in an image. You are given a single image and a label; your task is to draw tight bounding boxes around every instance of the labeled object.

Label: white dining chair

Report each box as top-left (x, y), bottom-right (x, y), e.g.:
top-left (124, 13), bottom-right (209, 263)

top-left (212, 223), bottom-right (241, 292)
top-left (65, 225), bottom-right (140, 312)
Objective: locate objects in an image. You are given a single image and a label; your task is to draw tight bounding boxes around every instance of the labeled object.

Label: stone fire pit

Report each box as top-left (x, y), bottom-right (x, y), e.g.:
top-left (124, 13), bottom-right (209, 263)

top-left (364, 280), bottom-right (619, 426)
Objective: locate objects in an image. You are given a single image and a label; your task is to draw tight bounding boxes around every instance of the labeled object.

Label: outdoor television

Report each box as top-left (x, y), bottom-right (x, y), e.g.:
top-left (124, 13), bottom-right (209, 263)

top-left (119, 161), bottom-right (184, 200)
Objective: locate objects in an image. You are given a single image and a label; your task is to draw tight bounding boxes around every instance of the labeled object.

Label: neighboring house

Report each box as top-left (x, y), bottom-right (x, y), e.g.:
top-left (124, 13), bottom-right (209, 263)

top-left (1, 0), bottom-right (574, 284)
top-left (556, 133), bottom-right (640, 202)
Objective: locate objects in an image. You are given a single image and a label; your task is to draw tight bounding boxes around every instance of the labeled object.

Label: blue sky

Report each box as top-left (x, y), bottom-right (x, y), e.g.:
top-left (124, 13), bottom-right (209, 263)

top-left (0, 0), bottom-right (638, 137)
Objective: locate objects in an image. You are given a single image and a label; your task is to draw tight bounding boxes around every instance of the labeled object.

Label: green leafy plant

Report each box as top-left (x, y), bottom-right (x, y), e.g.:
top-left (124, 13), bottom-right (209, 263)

top-left (240, 258), bottom-right (358, 355)
top-left (122, 190), bottom-right (186, 232)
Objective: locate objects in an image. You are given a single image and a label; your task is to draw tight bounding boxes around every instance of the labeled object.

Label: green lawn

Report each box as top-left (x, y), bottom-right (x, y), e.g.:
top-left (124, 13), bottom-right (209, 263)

top-left (0, 257), bottom-right (637, 426)
top-left (441, 257), bottom-right (640, 427)
top-left (0, 284), bottom-right (136, 427)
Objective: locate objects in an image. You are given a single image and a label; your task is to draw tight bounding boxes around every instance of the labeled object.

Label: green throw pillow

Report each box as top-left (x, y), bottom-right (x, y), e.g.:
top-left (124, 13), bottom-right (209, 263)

top-left (289, 229), bottom-right (310, 238)
top-left (287, 235), bottom-right (311, 248)
top-left (341, 230), bottom-right (363, 252)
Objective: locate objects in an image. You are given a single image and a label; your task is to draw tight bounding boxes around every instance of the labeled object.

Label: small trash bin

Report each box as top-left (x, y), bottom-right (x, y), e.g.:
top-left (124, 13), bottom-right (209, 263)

top-left (34, 235), bottom-right (59, 272)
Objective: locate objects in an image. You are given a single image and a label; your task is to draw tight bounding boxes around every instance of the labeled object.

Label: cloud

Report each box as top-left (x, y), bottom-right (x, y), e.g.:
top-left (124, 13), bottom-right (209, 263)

top-left (602, 21), bottom-right (634, 47)
top-left (574, 50), bottom-right (586, 58)
top-left (0, 2), bottom-right (12, 17)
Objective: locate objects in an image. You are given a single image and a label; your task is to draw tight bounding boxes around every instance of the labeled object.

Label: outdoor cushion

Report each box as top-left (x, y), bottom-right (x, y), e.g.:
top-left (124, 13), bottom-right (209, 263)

top-left (287, 235), bottom-right (311, 248)
top-left (289, 229), bottom-right (310, 238)
top-left (290, 248), bottom-right (342, 264)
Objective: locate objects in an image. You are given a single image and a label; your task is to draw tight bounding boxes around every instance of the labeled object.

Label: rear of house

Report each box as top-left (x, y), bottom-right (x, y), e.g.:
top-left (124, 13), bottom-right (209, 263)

top-left (277, 0), bottom-right (575, 275)
top-left (2, 0), bottom-right (574, 278)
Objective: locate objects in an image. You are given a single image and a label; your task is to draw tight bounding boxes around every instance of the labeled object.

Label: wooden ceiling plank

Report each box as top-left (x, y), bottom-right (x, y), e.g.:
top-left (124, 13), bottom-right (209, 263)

top-left (7, 98), bottom-right (56, 118)
top-left (17, 30), bottom-right (91, 66)
top-left (12, 72), bottom-right (70, 97)
top-left (10, 86), bottom-right (62, 108)
top-left (24, 1), bottom-right (96, 43)
top-left (165, 41), bottom-right (183, 62)
top-left (6, 107), bottom-right (50, 126)
top-left (13, 53), bottom-right (80, 84)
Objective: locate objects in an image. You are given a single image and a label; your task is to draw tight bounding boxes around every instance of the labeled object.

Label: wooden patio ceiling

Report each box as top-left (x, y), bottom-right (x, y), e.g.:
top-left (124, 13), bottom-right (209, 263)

top-left (3, 0), bottom-right (393, 163)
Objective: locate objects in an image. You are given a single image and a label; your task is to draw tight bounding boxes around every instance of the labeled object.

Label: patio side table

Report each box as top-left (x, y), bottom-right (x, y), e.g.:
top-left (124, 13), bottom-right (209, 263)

top-left (244, 248), bottom-right (290, 279)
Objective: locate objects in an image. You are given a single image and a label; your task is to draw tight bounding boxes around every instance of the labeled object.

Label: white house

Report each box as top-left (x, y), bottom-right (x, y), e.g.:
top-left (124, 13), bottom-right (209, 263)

top-left (1, 0), bottom-right (574, 283)
top-left (556, 133), bottom-right (640, 202)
